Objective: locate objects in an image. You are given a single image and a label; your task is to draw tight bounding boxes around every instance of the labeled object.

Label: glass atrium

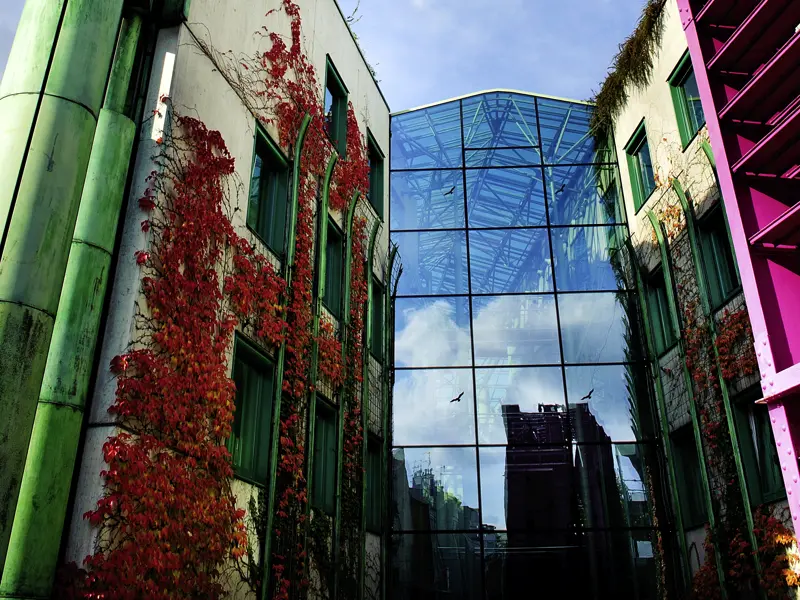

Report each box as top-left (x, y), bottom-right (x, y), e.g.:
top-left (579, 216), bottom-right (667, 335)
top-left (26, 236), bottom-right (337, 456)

top-left (388, 91), bottom-right (663, 599)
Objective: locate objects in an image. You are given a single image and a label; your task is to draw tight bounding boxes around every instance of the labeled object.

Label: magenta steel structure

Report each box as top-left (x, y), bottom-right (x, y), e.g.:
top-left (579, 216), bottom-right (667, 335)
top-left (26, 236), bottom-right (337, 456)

top-left (676, 0), bottom-right (800, 524)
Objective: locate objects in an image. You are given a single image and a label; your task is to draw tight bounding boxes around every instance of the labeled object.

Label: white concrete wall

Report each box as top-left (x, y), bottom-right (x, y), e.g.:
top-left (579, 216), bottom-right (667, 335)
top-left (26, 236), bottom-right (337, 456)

top-left (67, 0), bottom-right (390, 593)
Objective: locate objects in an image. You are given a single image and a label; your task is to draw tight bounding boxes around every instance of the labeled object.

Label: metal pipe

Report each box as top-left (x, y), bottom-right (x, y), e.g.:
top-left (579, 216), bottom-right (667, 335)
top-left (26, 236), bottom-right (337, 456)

top-left (0, 0), bottom-right (125, 573)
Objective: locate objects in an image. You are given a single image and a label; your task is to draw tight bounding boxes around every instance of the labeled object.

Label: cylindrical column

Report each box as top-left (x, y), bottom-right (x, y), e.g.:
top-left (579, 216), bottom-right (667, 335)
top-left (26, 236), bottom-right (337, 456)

top-left (0, 0), bottom-right (125, 573)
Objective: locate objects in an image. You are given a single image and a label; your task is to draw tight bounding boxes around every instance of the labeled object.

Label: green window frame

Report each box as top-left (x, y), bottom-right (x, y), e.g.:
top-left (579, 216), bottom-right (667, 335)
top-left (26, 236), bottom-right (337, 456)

top-left (733, 389), bottom-right (786, 505)
top-left (370, 277), bottom-right (384, 361)
top-left (367, 131), bottom-right (385, 220)
top-left (247, 125), bottom-right (290, 257)
top-left (645, 267), bottom-right (677, 356)
top-left (229, 335), bottom-right (276, 486)
top-left (668, 52), bottom-right (706, 148)
top-left (324, 56), bottom-right (348, 156)
top-left (323, 219), bottom-right (344, 318)
top-left (671, 425), bottom-right (708, 528)
top-left (312, 399), bottom-right (338, 515)
top-left (624, 121), bottom-right (656, 212)
top-left (365, 438), bottom-right (383, 533)
top-left (698, 206), bottom-right (740, 309)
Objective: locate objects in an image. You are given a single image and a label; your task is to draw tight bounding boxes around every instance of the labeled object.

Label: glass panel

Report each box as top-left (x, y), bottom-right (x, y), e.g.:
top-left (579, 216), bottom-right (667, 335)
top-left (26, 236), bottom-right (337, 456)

top-left (465, 147), bottom-right (540, 167)
top-left (395, 297), bottom-right (472, 368)
top-left (393, 231), bottom-right (468, 296)
top-left (393, 369), bottom-right (476, 446)
top-left (480, 446), bottom-right (575, 531)
top-left (462, 92), bottom-right (539, 150)
top-left (537, 98), bottom-right (603, 164)
top-left (465, 168), bottom-right (546, 228)
top-left (475, 367), bottom-right (566, 444)
top-left (546, 164), bottom-right (623, 225)
top-left (472, 295), bottom-right (560, 366)
top-left (390, 533), bottom-right (482, 599)
top-left (392, 447), bottom-right (480, 531)
top-left (558, 292), bottom-right (630, 363)
top-left (390, 170), bottom-right (465, 230)
top-left (391, 101), bottom-right (463, 170)
top-left (566, 365), bottom-right (645, 442)
top-left (572, 443), bottom-right (653, 529)
top-left (469, 229), bottom-right (552, 294)
top-left (552, 226), bottom-right (626, 292)
top-left (682, 69), bottom-right (705, 134)
top-left (636, 141), bottom-right (656, 198)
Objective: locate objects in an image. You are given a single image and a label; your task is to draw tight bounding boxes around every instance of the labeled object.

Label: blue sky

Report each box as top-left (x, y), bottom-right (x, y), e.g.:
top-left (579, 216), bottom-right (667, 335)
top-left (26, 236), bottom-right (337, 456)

top-left (1, 1), bottom-right (646, 112)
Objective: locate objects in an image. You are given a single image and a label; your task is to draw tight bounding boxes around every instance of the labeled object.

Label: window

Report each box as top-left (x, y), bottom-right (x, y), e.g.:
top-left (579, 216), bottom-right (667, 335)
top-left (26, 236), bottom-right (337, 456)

top-left (247, 127), bottom-right (290, 256)
top-left (671, 426), bottom-right (707, 528)
top-left (370, 277), bottom-right (384, 361)
top-left (645, 268), bottom-right (676, 355)
top-left (734, 390), bottom-right (785, 505)
top-left (366, 438), bottom-right (383, 533)
top-left (699, 207), bottom-right (740, 309)
top-left (367, 132), bottom-right (385, 219)
top-left (669, 52), bottom-right (706, 147)
top-left (624, 121), bottom-right (656, 211)
top-left (312, 400), bottom-right (338, 515)
top-left (229, 336), bottom-right (275, 485)
top-left (323, 220), bottom-right (344, 318)
top-left (324, 57), bottom-right (348, 156)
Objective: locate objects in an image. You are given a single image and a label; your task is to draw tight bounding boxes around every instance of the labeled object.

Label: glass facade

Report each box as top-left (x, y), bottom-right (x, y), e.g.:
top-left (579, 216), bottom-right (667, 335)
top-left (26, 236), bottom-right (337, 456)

top-left (389, 92), bottom-right (663, 599)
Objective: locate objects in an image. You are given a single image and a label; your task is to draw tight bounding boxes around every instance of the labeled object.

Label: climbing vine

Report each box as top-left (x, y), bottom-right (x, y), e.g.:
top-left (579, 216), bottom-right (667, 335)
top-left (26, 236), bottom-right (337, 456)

top-left (67, 1), bottom-right (377, 598)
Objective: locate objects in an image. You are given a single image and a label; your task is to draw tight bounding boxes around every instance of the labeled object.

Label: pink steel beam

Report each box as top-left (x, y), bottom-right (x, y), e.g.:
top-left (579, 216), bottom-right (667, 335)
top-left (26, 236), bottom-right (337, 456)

top-left (677, 0), bottom-right (800, 526)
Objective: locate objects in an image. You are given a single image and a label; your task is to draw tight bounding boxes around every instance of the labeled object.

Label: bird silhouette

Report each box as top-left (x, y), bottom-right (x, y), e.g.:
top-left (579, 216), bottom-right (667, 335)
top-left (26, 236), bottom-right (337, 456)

top-left (443, 186), bottom-right (456, 196)
top-left (450, 391), bottom-right (464, 403)
top-left (555, 184), bottom-right (566, 195)
top-left (579, 388), bottom-right (594, 402)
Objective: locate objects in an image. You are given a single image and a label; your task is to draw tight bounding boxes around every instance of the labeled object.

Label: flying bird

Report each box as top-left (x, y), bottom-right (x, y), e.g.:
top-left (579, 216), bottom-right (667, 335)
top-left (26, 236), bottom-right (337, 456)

top-left (443, 186), bottom-right (456, 196)
top-left (555, 184), bottom-right (565, 195)
top-left (579, 389), bottom-right (594, 402)
top-left (450, 391), bottom-right (465, 403)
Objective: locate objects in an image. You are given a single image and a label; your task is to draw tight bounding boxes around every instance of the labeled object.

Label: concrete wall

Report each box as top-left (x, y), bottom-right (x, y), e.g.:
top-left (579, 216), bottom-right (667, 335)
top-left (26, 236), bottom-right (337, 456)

top-left (66, 0), bottom-right (390, 595)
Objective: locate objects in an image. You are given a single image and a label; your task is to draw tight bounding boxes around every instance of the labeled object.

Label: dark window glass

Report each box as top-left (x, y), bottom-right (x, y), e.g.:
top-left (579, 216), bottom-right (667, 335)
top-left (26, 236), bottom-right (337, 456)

top-left (324, 220), bottom-right (343, 317)
top-left (366, 439), bottom-right (383, 533)
top-left (645, 269), bottom-right (676, 355)
top-left (699, 208), bottom-right (739, 308)
top-left (324, 59), bottom-right (348, 155)
top-left (671, 426), bottom-right (707, 528)
top-left (680, 69), bottom-right (705, 135)
top-left (625, 123), bottom-right (655, 211)
top-left (229, 336), bottom-right (275, 485)
top-left (734, 395), bottom-right (785, 504)
top-left (247, 130), bottom-right (289, 256)
top-left (371, 277), bottom-right (384, 360)
top-left (312, 401), bottom-right (338, 515)
top-left (368, 135), bottom-right (384, 219)
top-left (669, 53), bottom-right (706, 146)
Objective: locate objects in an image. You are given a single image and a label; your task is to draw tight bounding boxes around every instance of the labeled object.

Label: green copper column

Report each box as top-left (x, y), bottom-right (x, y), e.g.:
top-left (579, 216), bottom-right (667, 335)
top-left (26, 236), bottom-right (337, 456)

top-left (0, 0), bottom-right (125, 573)
top-left (0, 15), bottom-right (141, 599)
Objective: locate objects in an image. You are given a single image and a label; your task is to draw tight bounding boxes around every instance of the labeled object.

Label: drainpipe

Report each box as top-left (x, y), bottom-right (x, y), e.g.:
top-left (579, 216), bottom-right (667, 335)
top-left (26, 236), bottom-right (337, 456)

top-left (0, 0), bottom-right (125, 573)
top-left (0, 14), bottom-right (141, 599)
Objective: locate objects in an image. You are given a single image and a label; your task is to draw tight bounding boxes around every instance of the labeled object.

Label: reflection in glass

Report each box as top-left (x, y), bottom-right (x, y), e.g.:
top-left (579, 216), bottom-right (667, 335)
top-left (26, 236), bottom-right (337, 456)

top-left (566, 365), bottom-right (646, 442)
top-left (465, 147), bottom-right (541, 168)
top-left (552, 226), bottom-right (626, 292)
top-left (394, 297), bottom-right (471, 368)
top-left (558, 292), bottom-right (630, 363)
top-left (392, 447), bottom-right (480, 531)
top-left (537, 98), bottom-right (601, 165)
top-left (480, 446), bottom-right (575, 531)
top-left (393, 369), bottom-right (476, 446)
top-left (469, 229), bottom-right (552, 294)
top-left (475, 367), bottom-right (565, 444)
top-left (472, 295), bottom-right (560, 366)
top-left (393, 231), bottom-right (468, 296)
top-left (462, 92), bottom-right (539, 150)
top-left (390, 533), bottom-right (482, 600)
top-left (391, 101), bottom-right (462, 170)
top-left (391, 170), bottom-right (465, 230)
top-left (546, 164), bottom-right (623, 225)
top-left (465, 168), bottom-right (546, 228)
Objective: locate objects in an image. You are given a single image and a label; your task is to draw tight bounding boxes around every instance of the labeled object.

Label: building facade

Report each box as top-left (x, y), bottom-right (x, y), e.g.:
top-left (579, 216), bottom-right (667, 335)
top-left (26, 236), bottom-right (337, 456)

top-left (0, 1), bottom-right (393, 599)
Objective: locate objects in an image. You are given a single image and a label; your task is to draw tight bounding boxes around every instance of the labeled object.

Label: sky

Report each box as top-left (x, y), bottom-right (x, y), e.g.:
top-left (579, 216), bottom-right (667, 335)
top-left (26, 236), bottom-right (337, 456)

top-left (0, 0), bottom-right (647, 112)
